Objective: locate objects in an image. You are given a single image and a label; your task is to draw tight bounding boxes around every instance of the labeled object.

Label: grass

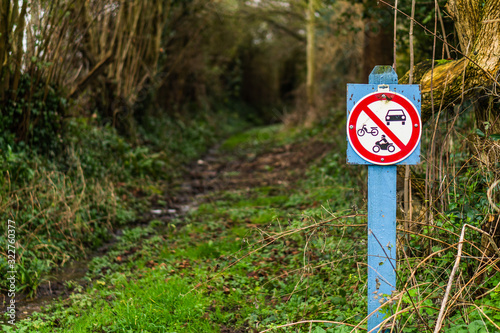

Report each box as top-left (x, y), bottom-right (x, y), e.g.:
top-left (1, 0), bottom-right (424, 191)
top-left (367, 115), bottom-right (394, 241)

top-left (3, 123), bottom-right (499, 332)
top-left (8, 271), bottom-right (216, 333)
top-left (220, 124), bottom-right (283, 152)
top-left (5, 124), bottom-right (370, 332)
top-left (0, 107), bottom-right (252, 298)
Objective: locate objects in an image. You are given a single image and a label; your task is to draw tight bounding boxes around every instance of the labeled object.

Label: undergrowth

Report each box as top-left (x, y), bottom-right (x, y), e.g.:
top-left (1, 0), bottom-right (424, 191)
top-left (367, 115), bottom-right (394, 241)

top-left (4, 124), bottom-right (370, 332)
top-left (3, 121), bottom-right (499, 332)
top-left (0, 104), bottom-right (251, 298)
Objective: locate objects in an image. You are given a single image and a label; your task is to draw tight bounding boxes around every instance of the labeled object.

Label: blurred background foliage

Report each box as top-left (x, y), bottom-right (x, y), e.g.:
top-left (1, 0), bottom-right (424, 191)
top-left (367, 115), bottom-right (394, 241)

top-left (0, 0), bottom-right (498, 323)
top-left (0, 0), bottom-right (458, 147)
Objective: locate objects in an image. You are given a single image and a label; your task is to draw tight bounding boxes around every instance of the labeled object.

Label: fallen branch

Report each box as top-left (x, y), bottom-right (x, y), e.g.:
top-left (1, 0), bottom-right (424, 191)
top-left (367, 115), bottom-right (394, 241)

top-left (487, 179), bottom-right (500, 212)
top-left (259, 320), bottom-right (366, 333)
top-left (434, 223), bottom-right (500, 332)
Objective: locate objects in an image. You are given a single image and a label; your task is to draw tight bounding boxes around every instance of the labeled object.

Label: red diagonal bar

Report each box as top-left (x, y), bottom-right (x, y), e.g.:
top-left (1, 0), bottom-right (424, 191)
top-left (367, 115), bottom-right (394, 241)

top-left (361, 106), bottom-right (406, 149)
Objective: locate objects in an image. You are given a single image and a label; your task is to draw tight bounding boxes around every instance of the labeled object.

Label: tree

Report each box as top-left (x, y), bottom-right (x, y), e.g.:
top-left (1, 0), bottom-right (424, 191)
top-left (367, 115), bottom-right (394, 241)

top-left (400, 0), bottom-right (500, 135)
top-left (306, 0), bottom-right (316, 117)
top-left (361, 0), bottom-right (393, 81)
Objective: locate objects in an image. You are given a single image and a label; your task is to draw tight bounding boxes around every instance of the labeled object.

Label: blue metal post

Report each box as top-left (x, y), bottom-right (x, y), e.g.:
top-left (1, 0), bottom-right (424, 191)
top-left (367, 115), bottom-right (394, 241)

top-left (367, 66), bottom-right (397, 332)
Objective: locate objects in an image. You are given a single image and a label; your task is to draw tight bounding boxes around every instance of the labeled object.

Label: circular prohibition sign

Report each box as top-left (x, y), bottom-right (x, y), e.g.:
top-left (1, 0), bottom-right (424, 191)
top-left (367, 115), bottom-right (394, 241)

top-left (347, 91), bottom-right (422, 165)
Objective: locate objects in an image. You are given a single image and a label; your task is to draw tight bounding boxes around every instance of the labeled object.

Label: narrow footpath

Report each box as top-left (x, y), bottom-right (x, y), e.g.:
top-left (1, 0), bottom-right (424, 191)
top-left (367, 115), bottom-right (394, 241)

top-left (12, 125), bottom-right (368, 333)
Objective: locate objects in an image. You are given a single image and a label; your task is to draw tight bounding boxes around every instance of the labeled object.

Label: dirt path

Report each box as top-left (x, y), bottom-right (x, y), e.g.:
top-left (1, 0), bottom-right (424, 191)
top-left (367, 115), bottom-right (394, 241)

top-left (15, 137), bottom-right (333, 320)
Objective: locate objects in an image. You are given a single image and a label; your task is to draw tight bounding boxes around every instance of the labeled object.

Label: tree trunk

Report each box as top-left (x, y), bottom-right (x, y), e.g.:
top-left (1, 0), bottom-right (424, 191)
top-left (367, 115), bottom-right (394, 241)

top-left (403, 0), bottom-right (500, 261)
top-left (362, 0), bottom-right (393, 81)
top-left (306, 0), bottom-right (316, 124)
top-left (400, 0), bottom-right (500, 134)
top-left (0, 0), bottom-right (10, 100)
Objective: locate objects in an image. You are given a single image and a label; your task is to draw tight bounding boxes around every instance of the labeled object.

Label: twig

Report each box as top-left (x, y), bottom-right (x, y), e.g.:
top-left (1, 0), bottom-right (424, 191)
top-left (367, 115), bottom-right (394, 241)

top-left (427, 0), bottom-right (439, 227)
top-left (463, 224), bottom-right (500, 257)
top-left (261, 254), bottom-right (365, 288)
top-left (69, 51), bottom-right (113, 99)
top-left (403, 151), bottom-right (411, 230)
top-left (259, 320), bottom-right (366, 332)
top-left (184, 214), bottom-right (362, 294)
top-left (487, 179), bottom-right (500, 212)
top-left (436, 4), bottom-right (450, 59)
top-left (392, 0), bottom-right (398, 70)
top-left (434, 223), bottom-right (500, 332)
top-left (408, 156), bottom-right (475, 223)
top-left (377, 0), bottom-right (499, 85)
top-left (460, 303), bottom-right (500, 331)
top-left (476, 279), bottom-right (500, 298)
top-left (370, 230), bottom-right (432, 332)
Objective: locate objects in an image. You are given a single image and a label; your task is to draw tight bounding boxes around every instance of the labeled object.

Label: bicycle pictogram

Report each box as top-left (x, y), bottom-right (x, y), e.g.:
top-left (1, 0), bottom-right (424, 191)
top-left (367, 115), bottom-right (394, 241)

top-left (357, 125), bottom-right (379, 137)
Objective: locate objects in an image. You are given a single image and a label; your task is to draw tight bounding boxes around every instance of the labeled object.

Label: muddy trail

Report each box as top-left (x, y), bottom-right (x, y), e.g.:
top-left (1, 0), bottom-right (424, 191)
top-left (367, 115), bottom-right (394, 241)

top-left (15, 137), bottom-right (333, 320)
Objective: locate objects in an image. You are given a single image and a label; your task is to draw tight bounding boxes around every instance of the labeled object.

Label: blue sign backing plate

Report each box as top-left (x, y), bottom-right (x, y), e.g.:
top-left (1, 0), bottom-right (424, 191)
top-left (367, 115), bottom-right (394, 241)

top-left (346, 84), bottom-right (421, 165)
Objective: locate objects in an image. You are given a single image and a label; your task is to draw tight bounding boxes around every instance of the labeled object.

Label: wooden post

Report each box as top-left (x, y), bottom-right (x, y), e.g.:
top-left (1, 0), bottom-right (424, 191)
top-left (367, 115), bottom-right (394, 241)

top-left (346, 65), bottom-right (421, 332)
top-left (366, 67), bottom-right (398, 332)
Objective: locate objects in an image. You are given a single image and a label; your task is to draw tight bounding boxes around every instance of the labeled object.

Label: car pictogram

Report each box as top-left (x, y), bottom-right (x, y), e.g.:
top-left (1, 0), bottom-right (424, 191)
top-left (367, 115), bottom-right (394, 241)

top-left (385, 109), bottom-right (406, 125)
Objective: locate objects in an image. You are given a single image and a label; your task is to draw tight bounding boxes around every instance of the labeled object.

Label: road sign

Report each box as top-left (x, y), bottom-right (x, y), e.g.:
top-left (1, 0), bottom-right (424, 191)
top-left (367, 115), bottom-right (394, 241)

top-left (347, 88), bottom-right (421, 165)
top-left (346, 66), bottom-right (422, 332)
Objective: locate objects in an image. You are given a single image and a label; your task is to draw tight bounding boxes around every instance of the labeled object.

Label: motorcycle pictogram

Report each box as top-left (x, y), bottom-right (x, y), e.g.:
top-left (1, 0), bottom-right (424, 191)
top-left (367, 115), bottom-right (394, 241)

top-left (373, 135), bottom-right (395, 153)
top-left (357, 125), bottom-right (379, 137)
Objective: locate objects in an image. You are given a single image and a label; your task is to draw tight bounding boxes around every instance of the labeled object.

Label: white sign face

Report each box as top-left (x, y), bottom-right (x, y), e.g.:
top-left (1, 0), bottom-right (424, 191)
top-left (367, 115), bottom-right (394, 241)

top-left (347, 90), bottom-right (422, 165)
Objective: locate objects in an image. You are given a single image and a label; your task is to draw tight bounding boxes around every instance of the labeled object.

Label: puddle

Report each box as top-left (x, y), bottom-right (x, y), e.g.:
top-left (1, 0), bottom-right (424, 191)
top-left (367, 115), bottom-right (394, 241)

top-left (15, 259), bottom-right (90, 320)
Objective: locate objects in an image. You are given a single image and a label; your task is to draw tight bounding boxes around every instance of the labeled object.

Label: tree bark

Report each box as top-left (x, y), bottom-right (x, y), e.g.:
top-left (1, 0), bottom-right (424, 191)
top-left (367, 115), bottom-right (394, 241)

top-left (0, 0), bottom-right (10, 99)
top-left (400, 0), bottom-right (500, 133)
top-left (362, 0), bottom-right (393, 81)
top-left (306, 0), bottom-right (316, 110)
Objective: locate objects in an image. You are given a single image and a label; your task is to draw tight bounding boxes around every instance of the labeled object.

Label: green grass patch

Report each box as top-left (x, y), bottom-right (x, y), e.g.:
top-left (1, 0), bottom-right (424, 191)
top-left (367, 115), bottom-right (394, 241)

top-left (7, 123), bottom-right (498, 332)
top-left (220, 124), bottom-right (282, 151)
top-left (0, 107), bottom-right (252, 297)
top-left (8, 124), bottom-right (369, 332)
top-left (6, 272), bottom-right (216, 333)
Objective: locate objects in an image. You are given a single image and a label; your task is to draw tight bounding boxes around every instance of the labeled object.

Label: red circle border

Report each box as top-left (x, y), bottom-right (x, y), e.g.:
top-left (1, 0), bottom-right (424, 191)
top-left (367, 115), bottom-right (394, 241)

top-left (347, 91), bottom-right (421, 165)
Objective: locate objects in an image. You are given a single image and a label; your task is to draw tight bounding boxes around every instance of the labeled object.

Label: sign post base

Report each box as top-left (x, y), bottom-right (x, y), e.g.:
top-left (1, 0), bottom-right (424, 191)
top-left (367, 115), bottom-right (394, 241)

top-left (367, 165), bottom-right (397, 332)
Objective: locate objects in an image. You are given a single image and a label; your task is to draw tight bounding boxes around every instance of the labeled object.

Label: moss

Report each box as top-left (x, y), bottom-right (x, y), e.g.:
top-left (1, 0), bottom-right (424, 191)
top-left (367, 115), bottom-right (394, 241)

top-left (371, 65), bottom-right (394, 74)
top-left (399, 59), bottom-right (434, 84)
top-left (436, 59), bottom-right (453, 66)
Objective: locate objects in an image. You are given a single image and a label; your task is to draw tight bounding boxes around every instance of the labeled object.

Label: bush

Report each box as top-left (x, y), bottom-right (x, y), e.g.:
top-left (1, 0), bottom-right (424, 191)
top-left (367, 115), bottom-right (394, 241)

top-left (0, 74), bottom-right (65, 156)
